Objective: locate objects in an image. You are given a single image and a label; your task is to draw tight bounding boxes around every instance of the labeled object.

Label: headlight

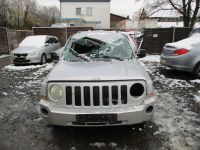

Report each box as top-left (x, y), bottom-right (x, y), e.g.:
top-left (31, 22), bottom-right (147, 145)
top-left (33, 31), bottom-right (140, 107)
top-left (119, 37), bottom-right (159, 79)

top-left (29, 51), bottom-right (37, 57)
top-left (49, 85), bottom-right (63, 101)
top-left (130, 83), bottom-right (145, 98)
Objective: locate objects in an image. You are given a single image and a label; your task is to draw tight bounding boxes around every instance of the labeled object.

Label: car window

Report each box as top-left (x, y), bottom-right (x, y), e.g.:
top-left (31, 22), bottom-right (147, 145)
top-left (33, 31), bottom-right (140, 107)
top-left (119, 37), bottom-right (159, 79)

top-left (63, 32), bottom-right (134, 62)
top-left (53, 38), bottom-right (59, 44)
top-left (46, 38), bottom-right (53, 44)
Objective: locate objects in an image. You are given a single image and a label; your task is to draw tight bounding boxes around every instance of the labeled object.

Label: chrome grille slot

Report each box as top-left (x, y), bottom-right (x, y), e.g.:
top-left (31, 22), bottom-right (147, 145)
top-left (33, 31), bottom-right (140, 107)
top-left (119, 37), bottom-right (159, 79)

top-left (75, 86), bottom-right (81, 106)
top-left (84, 86), bottom-right (90, 106)
top-left (93, 86), bottom-right (100, 106)
top-left (102, 86), bottom-right (109, 106)
top-left (66, 86), bottom-right (72, 105)
top-left (121, 85), bottom-right (127, 104)
top-left (112, 86), bottom-right (118, 105)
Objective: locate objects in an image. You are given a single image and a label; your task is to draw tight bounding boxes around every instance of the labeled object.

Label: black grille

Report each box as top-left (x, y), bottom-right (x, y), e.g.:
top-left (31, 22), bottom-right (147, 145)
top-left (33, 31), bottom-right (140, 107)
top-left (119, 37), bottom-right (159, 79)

top-left (121, 85), bottom-right (127, 104)
top-left (66, 85), bottom-right (128, 106)
top-left (14, 53), bottom-right (28, 62)
top-left (84, 86), bottom-right (90, 106)
top-left (112, 86), bottom-right (118, 105)
top-left (93, 86), bottom-right (100, 106)
top-left (75, 86), bottom-right (81, 106)
top-left (102, 86), bottom-right (109, 106)
top-left (66, 86), bottom-right (72, 105)
top-left (14, 59), bottom-right (30, 63)
top-left (14, 54), bottom-right (28, 57)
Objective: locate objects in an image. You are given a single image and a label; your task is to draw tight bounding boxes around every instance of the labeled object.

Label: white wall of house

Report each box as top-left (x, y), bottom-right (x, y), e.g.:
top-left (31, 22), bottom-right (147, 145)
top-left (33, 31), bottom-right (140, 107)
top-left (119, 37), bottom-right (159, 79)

top-left (61, 2), bottom-right (110, 29)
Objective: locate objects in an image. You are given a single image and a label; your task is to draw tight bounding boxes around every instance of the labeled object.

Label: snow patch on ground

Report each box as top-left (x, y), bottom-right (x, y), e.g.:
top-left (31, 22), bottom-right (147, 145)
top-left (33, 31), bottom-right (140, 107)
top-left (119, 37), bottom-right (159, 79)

top-left (4, 64), bottom-right (46, 70)
top-left (168, 79), bottom-right (193, 88)
top-left (0, 55), bottom-right (10, 59)
top-left (139, 55), bottom-right (160, 63)
top-left (140, 58), bottom-right (200, 149)
top-left (194, 95), bottom-right (200, 103)
top-left (154, 93), bottom-right (200, 149)
top-left (191, 79), bottom-right (200, 83)
top-left (2, 92), bottom-right (8, 96)
top-left (89, 142), bottom-right (117, 149)
top-left (89, 142), bottom-right (106, 148)
top-left (140, 61), bottom-right (194, 88)
top-left (32, 63), bottom-right (54, 77)
top-left (4, 63), bottom-right (55, 72)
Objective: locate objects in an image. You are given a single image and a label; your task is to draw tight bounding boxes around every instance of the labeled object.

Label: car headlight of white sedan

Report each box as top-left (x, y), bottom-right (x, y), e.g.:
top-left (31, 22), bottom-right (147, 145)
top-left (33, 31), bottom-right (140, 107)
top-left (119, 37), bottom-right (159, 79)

top-left (49, 85), bottom-right (63, 101)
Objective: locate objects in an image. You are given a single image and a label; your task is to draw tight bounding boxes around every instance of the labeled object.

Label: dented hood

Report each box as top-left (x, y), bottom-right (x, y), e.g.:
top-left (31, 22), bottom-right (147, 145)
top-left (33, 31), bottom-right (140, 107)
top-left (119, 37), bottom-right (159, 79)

top-left (47, 60), bottom-right (148, 81)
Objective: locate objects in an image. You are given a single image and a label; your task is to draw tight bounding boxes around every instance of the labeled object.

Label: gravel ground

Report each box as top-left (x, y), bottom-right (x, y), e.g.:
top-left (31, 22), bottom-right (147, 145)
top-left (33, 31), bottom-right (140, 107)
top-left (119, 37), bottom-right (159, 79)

top-left (0, 57), bottom-right (200, 150)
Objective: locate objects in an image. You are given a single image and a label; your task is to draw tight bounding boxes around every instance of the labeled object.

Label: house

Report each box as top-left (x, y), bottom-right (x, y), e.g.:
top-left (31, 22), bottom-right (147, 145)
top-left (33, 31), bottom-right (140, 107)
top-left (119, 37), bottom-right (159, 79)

top-left (139, 9), bottom-right (183, 28)
top-left (59, 0), bottom-right (111, 29)
top-left (150, 9), bottom-right (183, 28)
top-left (110, 13), bottom-right (128, 28)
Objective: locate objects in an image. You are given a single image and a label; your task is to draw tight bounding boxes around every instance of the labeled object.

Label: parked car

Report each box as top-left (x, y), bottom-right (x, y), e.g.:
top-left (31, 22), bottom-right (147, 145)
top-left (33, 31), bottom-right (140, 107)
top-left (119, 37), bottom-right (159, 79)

top-left (161, 27), bottom-right (200, 78)
top-left (39, 31), bottom-right (156, 127)
top-left (11, 35), bottom-right (61, 65)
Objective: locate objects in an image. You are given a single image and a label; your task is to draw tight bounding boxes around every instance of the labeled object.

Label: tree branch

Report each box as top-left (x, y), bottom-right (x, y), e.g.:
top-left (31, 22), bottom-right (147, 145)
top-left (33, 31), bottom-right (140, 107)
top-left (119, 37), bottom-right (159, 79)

top-left (168, 0), bottom-right (184, 14)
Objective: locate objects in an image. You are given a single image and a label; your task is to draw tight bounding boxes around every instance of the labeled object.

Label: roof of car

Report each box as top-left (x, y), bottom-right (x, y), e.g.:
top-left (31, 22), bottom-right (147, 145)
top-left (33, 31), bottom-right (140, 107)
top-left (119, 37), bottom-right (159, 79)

top-left (27, 35), bottom-right (49, 38)
top-left (59, 0), bottom-right (110, 2)
top-left (72, 30), bottom-right (124, 43)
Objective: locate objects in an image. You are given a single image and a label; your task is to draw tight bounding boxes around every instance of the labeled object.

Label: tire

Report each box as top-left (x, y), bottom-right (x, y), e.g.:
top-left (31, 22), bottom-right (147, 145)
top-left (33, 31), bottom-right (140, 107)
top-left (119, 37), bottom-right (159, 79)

top-left (40, 54), bottom-right (47, 65)
top-left (194, 62), bottom-right (200, 79)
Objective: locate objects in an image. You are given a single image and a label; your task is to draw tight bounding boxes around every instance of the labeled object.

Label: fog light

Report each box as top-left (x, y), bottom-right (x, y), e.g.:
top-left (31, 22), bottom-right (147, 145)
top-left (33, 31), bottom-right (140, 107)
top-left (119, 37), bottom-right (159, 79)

top-left (41, 108), bottom-right (49, 116)
top-left (146, 106), bottom-right (154, 114)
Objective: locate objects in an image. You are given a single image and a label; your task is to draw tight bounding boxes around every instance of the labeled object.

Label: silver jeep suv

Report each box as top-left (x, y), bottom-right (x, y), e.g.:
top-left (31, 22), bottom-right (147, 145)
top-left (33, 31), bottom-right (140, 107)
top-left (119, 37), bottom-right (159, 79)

top-left (39, 31), bottom-right (156, 127)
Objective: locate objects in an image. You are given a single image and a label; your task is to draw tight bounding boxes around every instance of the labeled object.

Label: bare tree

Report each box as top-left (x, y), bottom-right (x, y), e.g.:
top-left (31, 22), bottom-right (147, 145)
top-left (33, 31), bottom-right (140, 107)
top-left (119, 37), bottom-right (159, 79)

top-left (145, 0), bottom-right (200, 27)
top-left (0, 0), bottom-right (9, 27)
top-left (0, 0), bottom-right (60, 29)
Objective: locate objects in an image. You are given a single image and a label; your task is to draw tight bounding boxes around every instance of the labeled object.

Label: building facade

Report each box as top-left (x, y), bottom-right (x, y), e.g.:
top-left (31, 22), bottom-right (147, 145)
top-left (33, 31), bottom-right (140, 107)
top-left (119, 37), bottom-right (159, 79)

top-left (139, 9), bottom-right (183, 28)
top-left (59, 0), bottom-right (111, 29)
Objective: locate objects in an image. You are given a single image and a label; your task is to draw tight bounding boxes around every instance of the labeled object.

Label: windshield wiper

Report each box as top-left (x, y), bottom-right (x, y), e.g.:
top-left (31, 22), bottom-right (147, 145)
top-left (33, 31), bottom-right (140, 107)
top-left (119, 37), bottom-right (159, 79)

top-left (101, 55), bottom-right (123, 61)
top-left (66, 46), bottom-right (90, 62)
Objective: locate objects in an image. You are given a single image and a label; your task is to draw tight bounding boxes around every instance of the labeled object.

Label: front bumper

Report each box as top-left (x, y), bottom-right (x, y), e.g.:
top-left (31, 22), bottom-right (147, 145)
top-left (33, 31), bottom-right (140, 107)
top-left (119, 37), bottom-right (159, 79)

top-left (11, 56), bottom-right (41, 64)
top-left (39, 96), bottom-right (157, 127)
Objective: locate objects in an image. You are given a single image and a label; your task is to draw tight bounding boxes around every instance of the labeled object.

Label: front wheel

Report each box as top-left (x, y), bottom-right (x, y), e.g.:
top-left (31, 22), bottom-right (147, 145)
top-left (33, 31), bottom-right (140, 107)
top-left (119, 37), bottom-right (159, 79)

top-left (194, 62), bottom-right (200, 79)
top-left (40, 54), bottom-right (47, 65)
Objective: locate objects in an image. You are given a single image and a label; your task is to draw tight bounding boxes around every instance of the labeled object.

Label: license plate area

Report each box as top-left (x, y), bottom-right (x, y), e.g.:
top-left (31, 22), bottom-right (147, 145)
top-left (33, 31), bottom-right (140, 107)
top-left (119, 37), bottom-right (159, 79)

top-left (76, 114), bottom-right (117, 123)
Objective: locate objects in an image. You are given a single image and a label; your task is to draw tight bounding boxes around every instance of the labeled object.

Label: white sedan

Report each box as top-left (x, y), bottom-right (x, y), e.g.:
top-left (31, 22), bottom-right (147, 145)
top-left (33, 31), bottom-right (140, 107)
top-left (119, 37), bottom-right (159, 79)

top-left (11, 35), bottom-right (61, 65)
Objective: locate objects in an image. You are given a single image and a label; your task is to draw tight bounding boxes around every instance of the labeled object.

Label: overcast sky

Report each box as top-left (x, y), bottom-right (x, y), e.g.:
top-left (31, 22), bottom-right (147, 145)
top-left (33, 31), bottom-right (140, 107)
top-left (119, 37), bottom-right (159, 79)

top-left (36, 0), bottom-right (144, 18)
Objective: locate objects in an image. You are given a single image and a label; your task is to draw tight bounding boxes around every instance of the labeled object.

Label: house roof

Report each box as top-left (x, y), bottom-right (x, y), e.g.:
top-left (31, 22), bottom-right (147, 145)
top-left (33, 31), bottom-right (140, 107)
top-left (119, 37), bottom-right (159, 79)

top-left (110, 13), bottom-right (128, 20)
top-left (59, 0), bottom-right (110, 2)
top-left (150, 10), bottom-right (182, 18)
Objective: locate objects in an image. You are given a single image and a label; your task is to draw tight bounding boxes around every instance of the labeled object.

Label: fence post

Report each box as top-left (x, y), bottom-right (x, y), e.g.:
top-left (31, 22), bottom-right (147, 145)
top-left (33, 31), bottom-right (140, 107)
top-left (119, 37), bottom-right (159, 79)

top-left (172, 26), bottom-right (175, 42)
top-left (5, 27), bottom-right (11, 53)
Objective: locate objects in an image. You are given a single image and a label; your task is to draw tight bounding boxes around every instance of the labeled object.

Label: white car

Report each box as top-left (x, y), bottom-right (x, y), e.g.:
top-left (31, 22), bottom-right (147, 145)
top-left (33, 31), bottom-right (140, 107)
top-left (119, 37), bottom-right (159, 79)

top-left (11, 35), bottom-right (61, 65)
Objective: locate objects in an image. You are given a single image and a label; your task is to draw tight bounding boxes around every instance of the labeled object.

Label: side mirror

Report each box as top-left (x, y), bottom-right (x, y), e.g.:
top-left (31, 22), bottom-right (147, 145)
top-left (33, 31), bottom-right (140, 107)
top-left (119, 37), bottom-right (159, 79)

top-left (51, 52), bottom-right (60, 63)
top-left (137, 49), bottom-right (146, 58)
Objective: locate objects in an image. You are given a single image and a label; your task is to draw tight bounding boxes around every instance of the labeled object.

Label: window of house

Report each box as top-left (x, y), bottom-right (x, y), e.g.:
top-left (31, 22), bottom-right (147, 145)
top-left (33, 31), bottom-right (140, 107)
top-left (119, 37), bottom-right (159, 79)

top-left (76, 8), bottom-right (81, 16)
top-left (86, 7), bottom-right (92, 16)
top-left (70, 23), bottom-right (75, 27)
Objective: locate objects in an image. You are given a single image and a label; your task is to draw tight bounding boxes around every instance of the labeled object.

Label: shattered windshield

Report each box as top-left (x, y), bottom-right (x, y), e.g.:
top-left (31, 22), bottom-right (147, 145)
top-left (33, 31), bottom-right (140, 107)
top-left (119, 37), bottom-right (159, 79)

top-left (63, 32), bottom-right (133, 62)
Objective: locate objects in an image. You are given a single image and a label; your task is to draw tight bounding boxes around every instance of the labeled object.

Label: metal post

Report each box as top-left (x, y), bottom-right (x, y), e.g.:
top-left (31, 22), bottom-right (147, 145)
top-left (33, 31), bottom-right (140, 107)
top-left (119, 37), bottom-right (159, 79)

top-left (5, 27), bottom-right (11, 53)
top-left (172, 26), bottom-right (175, 42)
